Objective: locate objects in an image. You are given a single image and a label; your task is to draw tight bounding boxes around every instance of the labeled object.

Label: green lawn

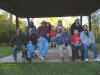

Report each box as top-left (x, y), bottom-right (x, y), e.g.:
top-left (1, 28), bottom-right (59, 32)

top-left (0, 62), bottom-right (100, 75)
top-left (0, 47), bottom-right (12, 58)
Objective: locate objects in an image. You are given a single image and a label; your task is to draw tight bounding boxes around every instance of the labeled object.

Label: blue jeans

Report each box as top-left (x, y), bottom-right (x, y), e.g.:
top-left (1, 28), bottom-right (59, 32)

top-left (27, 44), bottom-right (36, 59)
top-left (13, 45), bottom-right (26, 60)
top-left (71, 44), bottom-right (84, 60)
top-left (38, 37), bottom-right (49, 57)
top-left (51, 37), bottom-right (56, 44)
top-left (83, 44), bottom-right (98, 59)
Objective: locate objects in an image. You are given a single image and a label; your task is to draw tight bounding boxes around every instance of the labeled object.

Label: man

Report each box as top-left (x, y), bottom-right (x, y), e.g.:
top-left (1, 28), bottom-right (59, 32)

top-left (80, 25), bottom-right (100, 61)
top-left (26, 21), bottom-right (36, 33)
top-left (71, 18), bottom-right (83, 58)
top-left (58, 28), bottom-right (72, 62)
top-left (37, 21), bottom-right (49, 61)
top-left (71, 29), bottom-right (84, 62)
top-left (10, 28), bottom-right (26, 62)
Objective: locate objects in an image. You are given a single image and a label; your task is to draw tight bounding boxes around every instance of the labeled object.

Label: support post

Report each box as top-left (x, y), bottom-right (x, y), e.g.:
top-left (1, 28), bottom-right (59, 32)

top-left (89, 15), bottom-right (91, 31)
top-left (80, 16), bottom-right (82, 26)
top-left (27, 18), bottom-right (30, 26)
top-left (16, 16), bottom-right (19, 29)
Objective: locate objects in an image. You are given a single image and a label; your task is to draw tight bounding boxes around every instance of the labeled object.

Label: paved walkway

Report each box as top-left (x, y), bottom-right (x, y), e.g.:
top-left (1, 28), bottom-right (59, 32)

top-left (0, 48), bottom-right (100, 63)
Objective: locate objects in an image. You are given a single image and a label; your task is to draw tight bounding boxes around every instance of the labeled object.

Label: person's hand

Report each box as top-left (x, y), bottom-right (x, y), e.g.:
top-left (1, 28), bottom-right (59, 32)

top-left (80, 43), bottom-right (82, 45)
top-left (14, 45), bottom-right (17, 48)
top-left (87, 44), bottom-right (91, 46)
top-left (38, 38), bottom-right (40, 42)
top-left (47, 33), bottom-right (49, 37)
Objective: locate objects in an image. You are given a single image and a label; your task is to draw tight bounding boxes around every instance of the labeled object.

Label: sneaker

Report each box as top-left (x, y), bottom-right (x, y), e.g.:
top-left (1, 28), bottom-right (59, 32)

top-left (39, 56), bottom-right (45, 61)
top-left (22, 58), bottom-right (25, 62)
top-left (85, 58), bottom-right (88, 61)
top-left (94, 58), bottom-right (100, 61)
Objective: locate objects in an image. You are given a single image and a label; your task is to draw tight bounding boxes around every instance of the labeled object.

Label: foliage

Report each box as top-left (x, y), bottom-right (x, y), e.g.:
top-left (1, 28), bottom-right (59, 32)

top-left (0, 21), bottom-right (16, 43)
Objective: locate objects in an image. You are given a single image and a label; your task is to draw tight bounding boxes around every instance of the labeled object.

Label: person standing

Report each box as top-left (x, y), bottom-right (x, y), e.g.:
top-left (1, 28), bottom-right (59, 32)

top-left (80, 25), bottom-right (100, 61)
top-left (26, 21), bottom-right (36, 33)
top-left (71, 19), bottom-right (83, 58)
top-left (37, 21), bottom-right (49, 61)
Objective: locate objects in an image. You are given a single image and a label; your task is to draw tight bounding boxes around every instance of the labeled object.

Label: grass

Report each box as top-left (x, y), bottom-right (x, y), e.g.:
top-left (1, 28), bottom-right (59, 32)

top-left (0, 47), bottom-right (12, 58)
top-left (0, 62), bottom-right (100, 75)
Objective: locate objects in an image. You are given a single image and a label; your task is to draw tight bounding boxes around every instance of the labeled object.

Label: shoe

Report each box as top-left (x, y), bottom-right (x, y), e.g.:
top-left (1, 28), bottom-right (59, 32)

top-left (28, 58), bottom-right (31, 63)
top-left (13, 59), bottom-right (17, 63)
top-left (85, 58), bottom-right (88, 61)
top-left (39, 56), bottom-right (45, 61)
top-left (61, 57), bottom-right (64, 62)
top-left (33, 54), bottom-right (38, 58)
top-left (94, 58), bottom-right (100, 61)
top-left (22, 58), bottom-right (25, 62)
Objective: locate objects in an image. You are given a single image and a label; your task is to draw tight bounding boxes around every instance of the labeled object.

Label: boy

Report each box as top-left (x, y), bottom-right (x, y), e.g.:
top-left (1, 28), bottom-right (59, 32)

top-left (71, 29), bottom-right (84, 62)
top-left (49, 26), bottom-right (56, 47)
top-left (27, 41), bottom-right (36, 62)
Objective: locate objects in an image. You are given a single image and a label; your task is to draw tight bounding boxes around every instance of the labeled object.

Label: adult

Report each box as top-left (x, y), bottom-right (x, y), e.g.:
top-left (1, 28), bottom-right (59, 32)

top-left (10, 28), bottom-right (26, 62)
top-left (26, 21), bottom-right (36, 33)
top-left (80, 25), bottom-right (100, 61)
top-left (25, 28), bottom-right (37, 62)
top-left (56, 20), bottom-right (65, 47)
top-left (37, 21), bottom-right (49, 61)
top-left (71, 19), bottom-right (83, 58)
top-left (58, 28), bottom-right (72, 62)
top-left (71, 18), bottom-right (83, 36)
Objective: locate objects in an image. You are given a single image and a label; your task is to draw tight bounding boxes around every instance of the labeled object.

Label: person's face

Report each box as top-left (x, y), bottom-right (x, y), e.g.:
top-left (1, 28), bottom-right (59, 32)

top-left (30, 22), bottom-right (33, 26)
top-left (51, 27), bottom-right (54, 30)
top-left (62, 29), bottom-right (66, 33)
top-left (75, 20), bottom-right (79, 24)
top-left (74, 30), bottom-right (79, 35)
top-left (83, 26), bottom-right (88, 31)
top-left (47, 23), bottom-right (50, 27)
top-left (58, 21), bottom-right (62, 26)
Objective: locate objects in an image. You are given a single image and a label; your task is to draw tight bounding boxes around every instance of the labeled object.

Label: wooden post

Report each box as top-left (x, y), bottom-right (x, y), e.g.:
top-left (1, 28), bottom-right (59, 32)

top-left (16, 16), bottom-right (19, 29)
top-left (80, 16), bottom-right (82, 26)
top-left (27, 18), bottom-right (30, 26)
top-left (89, 15), bottom-right (91, 31)
top-left (9, 13), bottom-right (12, 24)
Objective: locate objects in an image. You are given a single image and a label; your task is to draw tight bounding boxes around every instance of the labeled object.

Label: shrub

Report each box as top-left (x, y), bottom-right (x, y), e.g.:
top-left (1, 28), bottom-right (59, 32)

top-left (0, 21), bottom-right (16, 43)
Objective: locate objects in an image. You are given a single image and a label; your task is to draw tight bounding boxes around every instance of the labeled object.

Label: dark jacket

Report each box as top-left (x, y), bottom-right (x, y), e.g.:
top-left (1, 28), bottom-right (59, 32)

top-left (10, 33), bottom-right (25, 47)
top-left (71, 23), bottom-right (83, 36)
top-left (25, 33), bottom-right (37, 45)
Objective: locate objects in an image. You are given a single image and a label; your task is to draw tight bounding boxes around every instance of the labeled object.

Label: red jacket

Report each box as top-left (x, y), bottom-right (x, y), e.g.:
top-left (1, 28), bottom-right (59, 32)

top-left (49, 30), bottom-right (55, 38)
top-left (71, 35), bottom-right (81, 44)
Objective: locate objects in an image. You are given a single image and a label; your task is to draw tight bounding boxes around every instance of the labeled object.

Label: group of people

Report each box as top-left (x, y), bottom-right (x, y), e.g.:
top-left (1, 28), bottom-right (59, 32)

top-left (10, 18), bottom-right (100, 62)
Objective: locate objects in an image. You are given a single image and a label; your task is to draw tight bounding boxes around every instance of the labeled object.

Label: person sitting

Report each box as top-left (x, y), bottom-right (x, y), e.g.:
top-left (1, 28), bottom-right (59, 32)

top-left (58, 28), bottom-right (72, 62)
top-left (10, 28), bottom-right (26, 62)
top-left (49, 26), bottom-right (56, 47)
top-left (25, 28), bottom-right (37, 62)
top-left (80, 25), bottom-right (100, 61)
top-left (71, 29), bottom-right (84, 62)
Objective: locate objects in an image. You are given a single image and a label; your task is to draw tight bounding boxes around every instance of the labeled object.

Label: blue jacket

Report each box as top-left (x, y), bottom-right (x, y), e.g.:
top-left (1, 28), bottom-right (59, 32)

top-left (26, 26), bottom-right (36, 33)
top-left (80, 31), bottom-right (95, 45)
top-left (58, 32), bottom-right (71, 46)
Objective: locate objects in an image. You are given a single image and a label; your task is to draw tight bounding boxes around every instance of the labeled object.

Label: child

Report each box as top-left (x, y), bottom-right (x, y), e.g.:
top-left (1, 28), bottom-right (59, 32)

top-left (71, 29), bottom-right (84, 62)
top-left (49, 26), bottom-right (56, 47)
top-left (27, 41), bottom-right (37, 62)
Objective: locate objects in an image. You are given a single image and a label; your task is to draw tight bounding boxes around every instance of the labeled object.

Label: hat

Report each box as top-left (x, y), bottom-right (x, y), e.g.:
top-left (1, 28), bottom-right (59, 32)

top-left (41, 21), bottom-right (47, 24)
